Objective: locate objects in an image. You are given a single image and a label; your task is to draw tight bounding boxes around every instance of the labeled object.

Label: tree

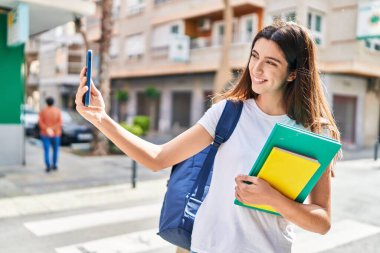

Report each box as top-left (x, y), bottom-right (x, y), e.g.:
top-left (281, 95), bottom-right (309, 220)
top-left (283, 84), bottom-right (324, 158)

top-left (74, 16), bottom-right (89, 51)
top-left (93, 0), bottom-right (113, 155)
top-left (144, 86), bottom-right (160, 132)
top-left (213, 0), bottom-right (233, 102)
top-left (115, 90), bottom-right (129, 122)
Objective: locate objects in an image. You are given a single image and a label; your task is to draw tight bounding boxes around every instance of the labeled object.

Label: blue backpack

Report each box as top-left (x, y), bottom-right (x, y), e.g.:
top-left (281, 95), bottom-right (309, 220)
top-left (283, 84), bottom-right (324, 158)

top-left (157, 100), bottom-right (243, 250)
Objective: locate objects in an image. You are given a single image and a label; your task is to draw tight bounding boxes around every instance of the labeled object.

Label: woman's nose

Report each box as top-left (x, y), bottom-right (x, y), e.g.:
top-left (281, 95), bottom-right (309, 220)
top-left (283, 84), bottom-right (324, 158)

top-left (252, 60), bottom-right (264, 74)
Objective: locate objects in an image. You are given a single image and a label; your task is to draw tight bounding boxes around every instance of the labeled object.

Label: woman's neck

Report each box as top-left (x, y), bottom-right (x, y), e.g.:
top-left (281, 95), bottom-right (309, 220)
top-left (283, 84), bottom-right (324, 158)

top-left (255, 94), bottom-right (286, 116)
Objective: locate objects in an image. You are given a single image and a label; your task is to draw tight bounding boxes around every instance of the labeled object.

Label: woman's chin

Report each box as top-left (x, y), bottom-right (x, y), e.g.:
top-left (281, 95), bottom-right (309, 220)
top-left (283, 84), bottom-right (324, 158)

top-left (251, 85), bottom-right (265, 94)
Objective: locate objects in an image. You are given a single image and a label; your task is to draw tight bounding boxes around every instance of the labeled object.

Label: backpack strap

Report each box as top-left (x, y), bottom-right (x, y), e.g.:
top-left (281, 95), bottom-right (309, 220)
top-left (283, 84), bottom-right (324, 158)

top-left (193, 100), bottom-right (243, 200)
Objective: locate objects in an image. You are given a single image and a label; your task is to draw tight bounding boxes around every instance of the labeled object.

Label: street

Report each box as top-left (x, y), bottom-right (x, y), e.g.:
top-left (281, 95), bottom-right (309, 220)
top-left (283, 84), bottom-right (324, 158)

top-left (0, 139), bottom-right (379, 253)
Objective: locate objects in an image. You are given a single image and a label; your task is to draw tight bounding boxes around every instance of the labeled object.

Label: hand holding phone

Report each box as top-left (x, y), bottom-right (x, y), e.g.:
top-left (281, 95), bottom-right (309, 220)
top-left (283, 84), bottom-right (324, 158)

top-left (83, 50), bottom-right (92, 106)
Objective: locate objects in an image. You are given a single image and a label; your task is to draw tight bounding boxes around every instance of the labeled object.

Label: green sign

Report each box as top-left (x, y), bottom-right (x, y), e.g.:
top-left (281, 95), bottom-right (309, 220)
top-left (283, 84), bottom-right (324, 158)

top-left (0, 14), bottom-right (25, 124)
top-left (357, 1), bottom-right (380, 39)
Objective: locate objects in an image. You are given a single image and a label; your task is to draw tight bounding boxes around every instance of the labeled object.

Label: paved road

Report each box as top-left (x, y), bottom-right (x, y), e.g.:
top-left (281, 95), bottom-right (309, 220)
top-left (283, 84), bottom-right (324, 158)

top-left (0, 139), bottom-right (379, 252)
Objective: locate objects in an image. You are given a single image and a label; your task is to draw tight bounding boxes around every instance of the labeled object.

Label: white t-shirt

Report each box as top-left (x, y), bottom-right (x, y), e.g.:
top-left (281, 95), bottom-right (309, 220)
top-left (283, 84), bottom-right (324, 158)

top-left (192, 99), bottom-right (308, 253)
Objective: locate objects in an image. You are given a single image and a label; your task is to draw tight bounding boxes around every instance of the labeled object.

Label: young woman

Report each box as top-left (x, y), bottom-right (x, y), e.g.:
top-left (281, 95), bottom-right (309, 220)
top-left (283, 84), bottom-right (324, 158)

top-left (75, 21), bottom-right (341, 253)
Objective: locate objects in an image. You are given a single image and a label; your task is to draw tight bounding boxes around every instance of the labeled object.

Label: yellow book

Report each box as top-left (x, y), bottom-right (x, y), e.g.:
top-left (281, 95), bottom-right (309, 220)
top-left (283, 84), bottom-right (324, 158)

top-left (234, 123), bottom-right (341, 215)
top-left (244, 147), bottom-right (320, 213)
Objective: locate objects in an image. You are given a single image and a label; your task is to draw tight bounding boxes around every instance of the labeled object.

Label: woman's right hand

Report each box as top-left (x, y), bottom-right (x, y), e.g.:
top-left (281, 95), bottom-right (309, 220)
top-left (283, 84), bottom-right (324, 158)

top-left (75, 67), bottom-right (107, 125)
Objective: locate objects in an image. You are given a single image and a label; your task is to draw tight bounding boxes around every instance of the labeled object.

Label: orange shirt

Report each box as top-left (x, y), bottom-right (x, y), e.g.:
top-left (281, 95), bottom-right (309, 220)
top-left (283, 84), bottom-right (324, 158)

top-left (38, 106), bottom-right (62, 136)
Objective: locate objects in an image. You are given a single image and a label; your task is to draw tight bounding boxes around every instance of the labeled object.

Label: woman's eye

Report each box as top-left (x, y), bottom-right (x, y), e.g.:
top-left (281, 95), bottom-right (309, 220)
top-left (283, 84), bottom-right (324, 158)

top-left (251, 54), bottom-right (258, 59)
top-left (266, 61), bottom-right (277, 66)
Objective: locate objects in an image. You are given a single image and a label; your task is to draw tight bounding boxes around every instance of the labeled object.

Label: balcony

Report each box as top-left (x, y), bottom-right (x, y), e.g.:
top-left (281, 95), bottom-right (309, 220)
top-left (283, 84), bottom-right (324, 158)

top-left (151, 0), bottom-right (264, 25)
top-left (68, 62), bottom-right (83, 75)
top-left (151, 46), bottom-right (170, 59)
top-left (318, 40), bottom-right (380, 77)
top-left (110, 42), bottom-right (251, 78)
top-left (190, 37), bottom-right (212, 49)
top-left (126, 3), bottom-right (146, 17)
top-left (25, 39), bottom-right (39, 54)
top-left (27, 73), bottom-right (39, 86)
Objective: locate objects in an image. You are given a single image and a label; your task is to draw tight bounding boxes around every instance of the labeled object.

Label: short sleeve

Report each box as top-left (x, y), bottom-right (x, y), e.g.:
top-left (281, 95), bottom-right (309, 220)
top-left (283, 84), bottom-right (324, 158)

top-left (197, 99), bottom-right (227, 138)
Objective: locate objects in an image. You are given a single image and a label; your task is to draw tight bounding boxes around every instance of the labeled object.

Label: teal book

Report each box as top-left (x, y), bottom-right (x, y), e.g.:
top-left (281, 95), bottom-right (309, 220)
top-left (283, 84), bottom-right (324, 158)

top-left (234, 123), bottom-right (342, 215)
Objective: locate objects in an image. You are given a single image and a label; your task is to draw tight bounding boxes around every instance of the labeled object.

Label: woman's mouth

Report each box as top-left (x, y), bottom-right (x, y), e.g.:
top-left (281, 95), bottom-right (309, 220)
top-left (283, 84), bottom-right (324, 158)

top-left (253, 76), bottom-right (267, 84)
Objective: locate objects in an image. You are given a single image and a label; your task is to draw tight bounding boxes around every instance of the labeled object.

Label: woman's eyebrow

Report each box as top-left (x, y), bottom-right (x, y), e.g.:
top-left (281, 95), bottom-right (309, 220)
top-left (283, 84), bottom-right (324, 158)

top-left (266, 57), bottom-right (282, 64)
top-left (252, 49), bottom-right (282, 65)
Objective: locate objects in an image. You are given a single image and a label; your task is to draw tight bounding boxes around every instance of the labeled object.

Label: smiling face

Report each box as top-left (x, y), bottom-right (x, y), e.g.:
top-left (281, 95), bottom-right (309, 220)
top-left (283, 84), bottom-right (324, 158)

top-left (249, 38), bottom-right (295, 99)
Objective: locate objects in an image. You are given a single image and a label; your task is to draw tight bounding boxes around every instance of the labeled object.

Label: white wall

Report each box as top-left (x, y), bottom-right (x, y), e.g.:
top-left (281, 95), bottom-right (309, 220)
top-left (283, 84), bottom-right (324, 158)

top-left (364, 92), bottom-right (380, 147)
top-left (0, 125), bottom-right (24, 166)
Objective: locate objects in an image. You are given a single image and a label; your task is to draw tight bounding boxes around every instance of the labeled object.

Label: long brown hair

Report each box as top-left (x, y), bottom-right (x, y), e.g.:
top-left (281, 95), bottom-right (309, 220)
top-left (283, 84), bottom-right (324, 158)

top-left (220, 21), bottom-right (342, 166)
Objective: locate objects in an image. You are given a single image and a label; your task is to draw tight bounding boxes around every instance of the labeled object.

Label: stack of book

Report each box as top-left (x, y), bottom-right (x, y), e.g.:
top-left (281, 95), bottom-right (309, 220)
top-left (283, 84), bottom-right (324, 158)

top-left (234, 123), bottom-right (342, 215)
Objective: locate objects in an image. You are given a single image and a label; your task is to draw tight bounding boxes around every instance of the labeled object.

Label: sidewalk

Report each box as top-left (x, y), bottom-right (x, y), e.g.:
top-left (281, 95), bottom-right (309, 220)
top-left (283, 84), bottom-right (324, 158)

top-left (341, 146), bottom-right (377, 161)
top-left (0, 138), bottom-right (171, 219)
top-left (0, 138), bottom-right (170, 198)
top-left (0, 137), bottom-right (376, 199)
top-left (0, 138), bottom-right (377, 217)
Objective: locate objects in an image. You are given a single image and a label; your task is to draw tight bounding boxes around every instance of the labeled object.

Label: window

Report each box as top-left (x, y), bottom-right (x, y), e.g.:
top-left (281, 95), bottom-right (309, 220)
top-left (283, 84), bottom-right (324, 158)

top-left (365, 39), bottom-right (380, 51)
top-left (125, 33), bottom-right (145, 58)
top-left (271, 10), bottom-right (297, 23)
top-left (112, 0), bottom-right (121, 19)
top-left (212, 19), bottom-right (239, 46)
top-left (126, 0), bottom-right (145, 16)
top-left (29, 60), bottom-right (40, 75)
top-left (109, 37), bottom-right (120, 58)
top-left (308, 11), bottom-right (324, 45)
top-left (365, 40), bottom-right (371, 48)
top-left (171, 25), bottom-right (179, 34)
top-left (246, 19), bottom-right (253, 33)
top-left (307, 13), bottom-right (312, 29)
top-left (315, 15), bottom-right (322, 32)
top-left (154, 0), bottom-right (171, 5)
top-left (219, 25), bottom-right (224, 36)
top-left (240, 13), bottom-right (258, 43)
top-left (286, 12), bottom-right (296, 22)
top-left (151, 22), bottom-right (184, 48)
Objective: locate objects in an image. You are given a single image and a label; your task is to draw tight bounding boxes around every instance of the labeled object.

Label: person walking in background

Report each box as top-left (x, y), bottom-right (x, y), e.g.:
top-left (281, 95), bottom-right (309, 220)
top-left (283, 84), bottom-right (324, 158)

top-left (38, 97), bottom-right (62, 173)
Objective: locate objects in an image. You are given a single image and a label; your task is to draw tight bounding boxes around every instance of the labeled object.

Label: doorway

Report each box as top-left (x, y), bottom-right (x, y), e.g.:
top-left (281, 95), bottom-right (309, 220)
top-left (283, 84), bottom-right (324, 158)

top-left (333, 95), bottom-right (357, 144)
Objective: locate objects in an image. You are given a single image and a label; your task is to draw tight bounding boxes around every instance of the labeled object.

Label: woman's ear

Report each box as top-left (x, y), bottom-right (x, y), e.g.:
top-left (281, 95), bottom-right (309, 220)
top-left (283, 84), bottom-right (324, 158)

top-left (287, 71), bottom-right (297, 82)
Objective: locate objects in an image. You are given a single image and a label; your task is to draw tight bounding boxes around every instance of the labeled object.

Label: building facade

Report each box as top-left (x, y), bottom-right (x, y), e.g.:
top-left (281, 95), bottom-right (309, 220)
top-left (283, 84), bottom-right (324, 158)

top-left (23, 0), bottom-right (380, 149)
top-left (95, 0), bottom-right (380, 148)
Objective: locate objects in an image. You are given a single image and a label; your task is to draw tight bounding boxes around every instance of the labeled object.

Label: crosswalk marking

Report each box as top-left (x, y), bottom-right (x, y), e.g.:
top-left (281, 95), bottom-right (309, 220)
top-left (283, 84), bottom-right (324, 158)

top-left (24, 203), bottom-right (162, 236)
top-left (293, 219), bottom-right (380, 253)
top-left (24, 203), bottom-right (380, 253)
top-left (0, 178), bottom-right (167, 219)
top-left (55, 228), bottom-right (175, 253)
top-left (54, 219), bottom-right (380, 253)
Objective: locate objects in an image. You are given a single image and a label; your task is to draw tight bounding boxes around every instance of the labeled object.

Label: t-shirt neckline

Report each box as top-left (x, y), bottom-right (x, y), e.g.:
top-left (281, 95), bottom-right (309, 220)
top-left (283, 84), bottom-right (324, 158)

top-left (249, 98), bottom-right (290, 122)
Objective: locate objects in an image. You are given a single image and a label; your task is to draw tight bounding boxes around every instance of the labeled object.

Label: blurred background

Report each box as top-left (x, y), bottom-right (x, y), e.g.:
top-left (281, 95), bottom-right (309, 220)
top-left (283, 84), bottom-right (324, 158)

top-left (1, 0), bottom-right (380, 164)
top-left (0, 1), bottom-right (380, 253)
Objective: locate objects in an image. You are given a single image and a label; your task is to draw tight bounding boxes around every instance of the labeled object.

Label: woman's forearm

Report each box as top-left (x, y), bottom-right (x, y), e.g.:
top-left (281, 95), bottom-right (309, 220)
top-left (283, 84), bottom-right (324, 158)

top-left (93, 114), bottom-right (164, 171)
top-left (271, 193), bottom-right (331, 234)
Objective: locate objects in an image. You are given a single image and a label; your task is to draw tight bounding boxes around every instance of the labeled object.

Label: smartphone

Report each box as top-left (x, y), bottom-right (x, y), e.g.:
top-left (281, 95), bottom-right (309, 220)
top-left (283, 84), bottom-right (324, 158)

top-left (83, 49), bottom-right (92, 106)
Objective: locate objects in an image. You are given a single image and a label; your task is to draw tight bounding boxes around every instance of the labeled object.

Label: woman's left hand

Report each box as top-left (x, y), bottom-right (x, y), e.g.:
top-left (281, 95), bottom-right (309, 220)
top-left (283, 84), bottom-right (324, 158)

top-left (235, 175), bottom-right (281, 206)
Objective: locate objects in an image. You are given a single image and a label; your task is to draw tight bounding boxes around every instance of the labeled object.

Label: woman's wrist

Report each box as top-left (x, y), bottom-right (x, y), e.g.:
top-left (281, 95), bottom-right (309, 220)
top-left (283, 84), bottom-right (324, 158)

top-left (92, 111), bottom-right (110, 128)
top-left (268, 189), bottom-right (287, 211)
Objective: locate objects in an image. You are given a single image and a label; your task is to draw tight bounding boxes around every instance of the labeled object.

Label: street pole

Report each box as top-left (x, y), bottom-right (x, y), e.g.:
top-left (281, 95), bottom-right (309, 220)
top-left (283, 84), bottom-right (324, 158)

top-left (132, 160), bottom-right (137, 188)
